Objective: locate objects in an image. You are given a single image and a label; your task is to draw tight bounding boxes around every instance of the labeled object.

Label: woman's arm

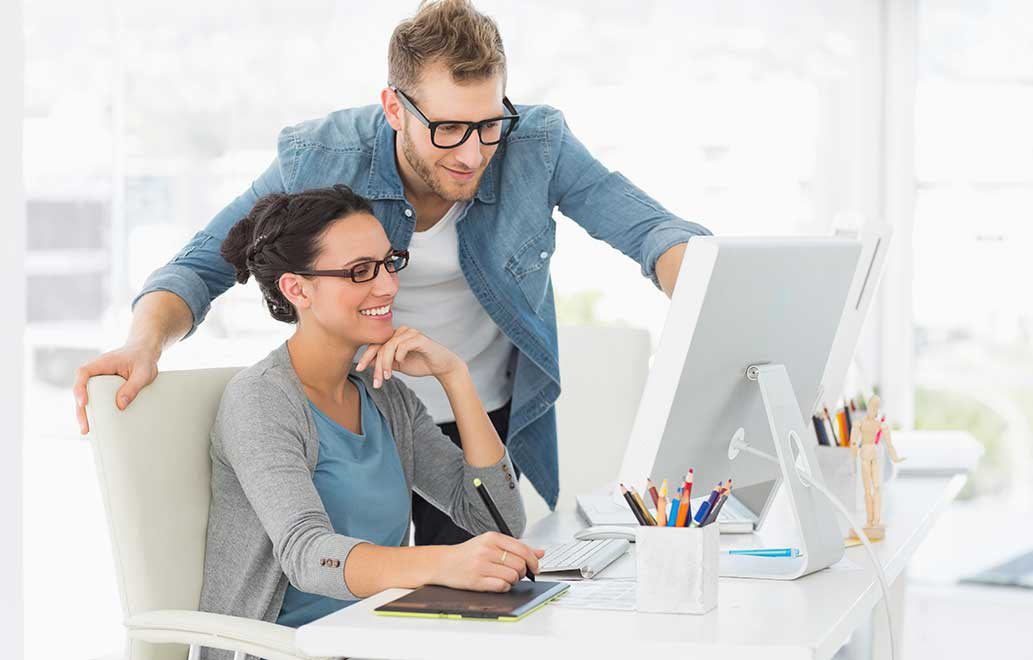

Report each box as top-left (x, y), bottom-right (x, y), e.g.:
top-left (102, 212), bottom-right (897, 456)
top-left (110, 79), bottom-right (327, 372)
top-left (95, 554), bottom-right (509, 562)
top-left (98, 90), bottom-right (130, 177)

top-left (216, 378), bottom-right (365, 600)
top-left (344, 531), bottom-right (541, 597)
top-left (437, 362), bottom-right (505, 468)
top-left (217, 370), bottom-right (537, 600)
top-left (358, 327), bottom-right (526, 536)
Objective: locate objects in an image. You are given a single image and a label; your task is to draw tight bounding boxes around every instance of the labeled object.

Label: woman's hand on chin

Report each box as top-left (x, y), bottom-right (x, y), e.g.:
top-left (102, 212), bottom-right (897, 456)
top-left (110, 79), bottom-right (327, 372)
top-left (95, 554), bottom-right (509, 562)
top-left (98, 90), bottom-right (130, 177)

top-left (356, 326), bottom-right (465, 388)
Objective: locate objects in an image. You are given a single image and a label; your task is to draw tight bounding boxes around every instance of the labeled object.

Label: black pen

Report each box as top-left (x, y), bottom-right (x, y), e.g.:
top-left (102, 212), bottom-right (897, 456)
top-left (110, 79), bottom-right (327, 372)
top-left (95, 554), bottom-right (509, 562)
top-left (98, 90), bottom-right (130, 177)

top-left (473, 478), bottom-right (535, 581)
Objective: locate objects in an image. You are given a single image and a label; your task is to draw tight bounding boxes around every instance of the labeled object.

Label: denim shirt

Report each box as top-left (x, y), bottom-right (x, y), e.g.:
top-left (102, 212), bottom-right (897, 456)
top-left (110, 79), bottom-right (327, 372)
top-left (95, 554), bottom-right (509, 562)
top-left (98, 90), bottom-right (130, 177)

top-left (134, 103), bottom-right (711, 508)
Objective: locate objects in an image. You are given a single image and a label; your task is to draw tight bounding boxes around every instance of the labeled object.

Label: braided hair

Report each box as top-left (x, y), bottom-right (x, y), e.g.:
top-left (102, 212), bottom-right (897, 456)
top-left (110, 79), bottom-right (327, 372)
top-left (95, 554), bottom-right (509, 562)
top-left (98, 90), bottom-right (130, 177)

top-left (220, 185), bottom-right (376, 323)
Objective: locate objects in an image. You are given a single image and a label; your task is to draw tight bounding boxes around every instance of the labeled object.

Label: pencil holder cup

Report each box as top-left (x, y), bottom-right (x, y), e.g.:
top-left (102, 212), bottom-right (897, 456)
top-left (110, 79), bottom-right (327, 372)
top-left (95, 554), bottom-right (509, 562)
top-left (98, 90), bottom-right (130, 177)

top-left (816, 446), bottom-right (863, 513)
top-left (635, 524), bottom-right (719, 615)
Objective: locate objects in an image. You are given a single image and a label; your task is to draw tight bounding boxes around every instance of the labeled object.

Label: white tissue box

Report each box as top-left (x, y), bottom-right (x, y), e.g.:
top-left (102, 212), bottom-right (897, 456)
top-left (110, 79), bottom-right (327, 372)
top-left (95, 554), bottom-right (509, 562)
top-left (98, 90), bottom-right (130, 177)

top-left (635, 524), bottom-right (719, 615)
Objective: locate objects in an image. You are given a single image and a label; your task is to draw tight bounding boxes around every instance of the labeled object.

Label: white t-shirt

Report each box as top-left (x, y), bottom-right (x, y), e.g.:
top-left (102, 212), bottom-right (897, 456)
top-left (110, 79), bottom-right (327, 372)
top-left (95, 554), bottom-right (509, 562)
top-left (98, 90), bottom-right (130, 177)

top-left (391, 201), bottom-right (514, 424)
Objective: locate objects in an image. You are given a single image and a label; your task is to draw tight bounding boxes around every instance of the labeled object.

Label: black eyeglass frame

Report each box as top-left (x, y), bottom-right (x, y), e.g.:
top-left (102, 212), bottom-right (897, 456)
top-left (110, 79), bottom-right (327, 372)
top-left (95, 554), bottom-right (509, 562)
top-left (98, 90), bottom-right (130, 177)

top-left (391, 86), bottom-right (520, 149)
top-left (294, 250), bottom-right (410, 283)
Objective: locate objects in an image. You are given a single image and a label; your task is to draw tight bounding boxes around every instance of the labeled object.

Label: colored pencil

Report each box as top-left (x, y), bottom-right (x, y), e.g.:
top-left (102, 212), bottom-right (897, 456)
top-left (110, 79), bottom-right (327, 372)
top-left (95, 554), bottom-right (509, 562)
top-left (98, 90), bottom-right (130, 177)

top-left (646, 478), bottom-right (660, 509)
top-left (656, 481), bottom-right (668, 527)
top-left (620, 484), bottom-right (648, 525)
top-left (629, 486), bottom-right (657, 525)
top-left (667, 487), bottom-right (682, 527)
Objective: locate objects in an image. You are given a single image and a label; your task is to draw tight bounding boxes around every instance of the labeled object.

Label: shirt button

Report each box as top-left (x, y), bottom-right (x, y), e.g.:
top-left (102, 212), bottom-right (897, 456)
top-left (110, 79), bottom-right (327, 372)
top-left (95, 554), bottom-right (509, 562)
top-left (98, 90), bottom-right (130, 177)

top-left (320, 559), bottom-right (327, 566)
top-left (539, 251), bottom-right (549, 260)
top-left (333, 559), bottom-right (341, 568)
top-left (509, 482), bottom-right (516, 490)
top-left (404, 209), bottom-right (413, 218)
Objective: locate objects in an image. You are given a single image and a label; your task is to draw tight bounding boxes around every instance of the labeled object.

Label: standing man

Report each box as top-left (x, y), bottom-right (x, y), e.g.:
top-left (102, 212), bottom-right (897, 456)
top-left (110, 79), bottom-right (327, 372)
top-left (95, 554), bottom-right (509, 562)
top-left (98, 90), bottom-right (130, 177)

top-left (72, 0), bottom-right (710, 545)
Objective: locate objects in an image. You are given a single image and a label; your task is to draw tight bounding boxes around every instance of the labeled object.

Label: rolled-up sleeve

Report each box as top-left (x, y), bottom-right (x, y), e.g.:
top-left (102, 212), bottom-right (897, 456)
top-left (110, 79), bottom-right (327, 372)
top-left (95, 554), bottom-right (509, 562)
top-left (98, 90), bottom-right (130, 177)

top-left (544, 106), bottom-right (712, 288)
top-left (132, 139), bottom-right (291, 336)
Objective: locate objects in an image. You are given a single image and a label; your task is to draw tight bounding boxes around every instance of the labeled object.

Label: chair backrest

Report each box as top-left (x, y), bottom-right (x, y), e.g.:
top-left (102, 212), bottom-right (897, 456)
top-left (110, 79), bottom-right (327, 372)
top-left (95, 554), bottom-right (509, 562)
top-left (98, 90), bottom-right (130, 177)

top-left (521, 324), bottom-right (651, 521)
top-left (86, 368), bottom-right (242, 624)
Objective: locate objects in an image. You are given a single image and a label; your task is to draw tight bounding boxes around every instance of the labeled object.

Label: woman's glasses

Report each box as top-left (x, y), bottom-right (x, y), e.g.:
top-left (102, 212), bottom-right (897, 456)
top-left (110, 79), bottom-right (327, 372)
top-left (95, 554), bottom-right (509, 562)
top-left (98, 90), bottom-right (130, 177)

top-left (294, 250), bottom-right (410, 283)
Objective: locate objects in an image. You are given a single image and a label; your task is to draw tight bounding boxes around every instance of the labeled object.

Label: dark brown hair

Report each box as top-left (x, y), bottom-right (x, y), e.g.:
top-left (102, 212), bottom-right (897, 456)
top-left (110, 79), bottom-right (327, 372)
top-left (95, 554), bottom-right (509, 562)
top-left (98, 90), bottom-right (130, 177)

top-left (388, 0), bottom-right (506, 96)
top-left (221, 185), bottom-right (375, 323)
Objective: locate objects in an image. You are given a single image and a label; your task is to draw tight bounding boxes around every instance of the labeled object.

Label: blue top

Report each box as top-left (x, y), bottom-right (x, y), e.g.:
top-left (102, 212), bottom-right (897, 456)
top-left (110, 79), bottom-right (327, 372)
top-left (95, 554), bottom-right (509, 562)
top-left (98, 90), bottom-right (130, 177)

top-left (276, 376), bottom-right (410, 628)
top-left (133, 103), bottom-right (711, 508)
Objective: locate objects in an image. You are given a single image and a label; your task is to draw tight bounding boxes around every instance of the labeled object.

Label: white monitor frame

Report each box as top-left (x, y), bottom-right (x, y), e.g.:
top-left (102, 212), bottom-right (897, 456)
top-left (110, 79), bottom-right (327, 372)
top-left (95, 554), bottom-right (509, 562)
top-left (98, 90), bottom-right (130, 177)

top-left (616, 237), bottom-right (861, 579)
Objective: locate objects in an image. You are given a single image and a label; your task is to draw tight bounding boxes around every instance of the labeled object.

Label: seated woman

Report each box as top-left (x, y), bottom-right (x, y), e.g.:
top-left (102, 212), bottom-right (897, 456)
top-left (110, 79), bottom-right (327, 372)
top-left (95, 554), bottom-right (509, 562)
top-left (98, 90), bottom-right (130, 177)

top-left (199, 184), bottom-right (539, 640)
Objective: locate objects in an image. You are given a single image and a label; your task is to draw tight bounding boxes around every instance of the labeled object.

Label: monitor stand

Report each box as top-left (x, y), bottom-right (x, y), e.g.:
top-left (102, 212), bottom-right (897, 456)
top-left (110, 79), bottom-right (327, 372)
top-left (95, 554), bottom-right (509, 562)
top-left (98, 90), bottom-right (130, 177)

top-left (723, 363), bottom-right (845, 580)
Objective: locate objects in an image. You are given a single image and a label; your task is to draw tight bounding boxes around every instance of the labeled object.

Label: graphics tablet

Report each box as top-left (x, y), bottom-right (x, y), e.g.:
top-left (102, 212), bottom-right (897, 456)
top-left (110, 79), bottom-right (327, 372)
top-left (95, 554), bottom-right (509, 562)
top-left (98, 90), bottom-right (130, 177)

top-left (374, 581), bottom-right (569, 622)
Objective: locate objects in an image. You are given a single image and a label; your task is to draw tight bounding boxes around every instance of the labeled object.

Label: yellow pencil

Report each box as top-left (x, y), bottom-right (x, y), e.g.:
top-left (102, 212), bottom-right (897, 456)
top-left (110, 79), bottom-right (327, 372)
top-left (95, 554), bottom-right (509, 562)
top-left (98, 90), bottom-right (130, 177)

top-left (656, 480), bottom-right (669, 527)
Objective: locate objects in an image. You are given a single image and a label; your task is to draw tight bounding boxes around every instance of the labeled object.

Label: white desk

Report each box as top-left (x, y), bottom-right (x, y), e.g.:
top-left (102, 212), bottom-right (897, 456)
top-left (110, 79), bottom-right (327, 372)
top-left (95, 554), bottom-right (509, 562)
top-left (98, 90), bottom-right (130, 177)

top-left (296, 475), bottom-right (965, 660)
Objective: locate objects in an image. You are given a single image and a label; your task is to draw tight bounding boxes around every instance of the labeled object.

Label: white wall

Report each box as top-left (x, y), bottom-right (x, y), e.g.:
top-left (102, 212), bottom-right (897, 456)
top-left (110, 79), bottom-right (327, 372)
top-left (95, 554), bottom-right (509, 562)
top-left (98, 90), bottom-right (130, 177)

top-left (2, 1), bottom-right (25, 657)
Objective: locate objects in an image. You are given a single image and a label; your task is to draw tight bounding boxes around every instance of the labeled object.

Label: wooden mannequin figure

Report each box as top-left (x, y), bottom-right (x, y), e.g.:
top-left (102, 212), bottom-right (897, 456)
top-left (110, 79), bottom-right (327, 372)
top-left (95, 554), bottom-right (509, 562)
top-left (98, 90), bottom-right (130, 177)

top-left (848, 395), bottom-right (904, 541)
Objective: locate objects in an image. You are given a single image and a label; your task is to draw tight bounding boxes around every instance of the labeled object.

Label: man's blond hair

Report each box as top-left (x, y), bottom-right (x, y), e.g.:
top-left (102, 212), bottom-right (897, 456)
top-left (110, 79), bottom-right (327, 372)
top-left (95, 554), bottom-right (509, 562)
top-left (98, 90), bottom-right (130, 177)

top-left (388, 0), bottom-right (506, 96)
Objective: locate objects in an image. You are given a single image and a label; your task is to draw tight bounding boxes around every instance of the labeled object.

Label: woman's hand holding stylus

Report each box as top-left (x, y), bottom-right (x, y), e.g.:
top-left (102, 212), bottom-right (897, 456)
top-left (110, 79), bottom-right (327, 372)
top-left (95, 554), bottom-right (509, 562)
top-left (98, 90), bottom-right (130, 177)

top-left (428, 532), bottom-right (543, 592)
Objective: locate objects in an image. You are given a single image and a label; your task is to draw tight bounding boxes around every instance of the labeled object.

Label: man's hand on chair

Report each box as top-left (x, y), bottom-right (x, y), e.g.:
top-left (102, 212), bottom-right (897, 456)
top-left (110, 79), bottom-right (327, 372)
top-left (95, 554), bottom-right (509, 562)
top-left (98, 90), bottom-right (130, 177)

top-left (73, 341), bottom-right (161, 435)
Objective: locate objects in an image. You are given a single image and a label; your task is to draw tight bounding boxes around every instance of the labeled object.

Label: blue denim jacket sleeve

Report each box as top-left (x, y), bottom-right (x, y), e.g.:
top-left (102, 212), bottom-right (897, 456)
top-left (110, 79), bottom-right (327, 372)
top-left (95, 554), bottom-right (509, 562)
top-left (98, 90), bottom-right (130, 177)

top-left (544, 108), bottom-right (711, 288)
top-left (132, 132), bottom-right (292, 337)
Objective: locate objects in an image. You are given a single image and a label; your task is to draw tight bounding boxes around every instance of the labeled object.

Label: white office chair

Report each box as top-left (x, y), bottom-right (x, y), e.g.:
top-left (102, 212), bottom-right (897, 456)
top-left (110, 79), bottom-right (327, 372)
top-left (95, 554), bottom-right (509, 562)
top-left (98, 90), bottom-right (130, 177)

top-left (520, 324), bottom-right (651, 521)
top-left (86, 368), bottom-right (331, 660)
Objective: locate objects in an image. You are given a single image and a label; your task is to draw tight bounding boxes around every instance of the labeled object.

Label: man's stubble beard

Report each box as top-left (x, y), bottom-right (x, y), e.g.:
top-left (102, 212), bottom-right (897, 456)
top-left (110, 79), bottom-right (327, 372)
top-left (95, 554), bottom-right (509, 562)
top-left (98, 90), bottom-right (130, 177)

top-left (400, 125), bottom-right (479, 204)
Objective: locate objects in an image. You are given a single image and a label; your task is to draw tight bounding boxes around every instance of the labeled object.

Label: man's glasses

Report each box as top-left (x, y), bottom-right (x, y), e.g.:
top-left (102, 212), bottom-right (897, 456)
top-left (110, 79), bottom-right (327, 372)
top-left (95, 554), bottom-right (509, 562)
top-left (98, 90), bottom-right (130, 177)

top-left (294, 250), bottom-right (410, 283)
top-left (392, 87), bottom-right (520, 149)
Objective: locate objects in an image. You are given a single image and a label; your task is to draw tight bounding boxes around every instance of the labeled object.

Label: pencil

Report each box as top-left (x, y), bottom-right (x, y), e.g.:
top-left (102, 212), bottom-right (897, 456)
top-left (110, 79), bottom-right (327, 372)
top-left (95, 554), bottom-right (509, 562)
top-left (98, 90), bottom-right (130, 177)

top-left (813, 415), bottom-right (830, 446)
top-left (658, 480), bottom-right (670, 527)
top-left (703, 480), bottom-right (732, 526)
top-left (667, 487), bottom-right (682, 527)
top-left (629, 486), bottom-right (657, 525)
top-left (674, 489), bottom-right (691, 527)
top-left (646, 478), bottom-right (660, 509)
top-left (693, 483), bottom-right (722, 526)
top-left (824, 405), bottom-right (839, 445)
top-left (683, 468), bottom-right (694, 503)
top-left (620, 483), bottom-right (648, 525)
top-left (473, 478), bottom-right (534, 582)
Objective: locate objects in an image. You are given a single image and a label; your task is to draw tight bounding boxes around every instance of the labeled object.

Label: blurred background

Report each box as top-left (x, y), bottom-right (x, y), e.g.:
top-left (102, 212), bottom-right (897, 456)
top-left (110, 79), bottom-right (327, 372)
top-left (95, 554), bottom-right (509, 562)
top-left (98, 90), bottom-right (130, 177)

top-left (13, 0), bottom-right (1033, 657)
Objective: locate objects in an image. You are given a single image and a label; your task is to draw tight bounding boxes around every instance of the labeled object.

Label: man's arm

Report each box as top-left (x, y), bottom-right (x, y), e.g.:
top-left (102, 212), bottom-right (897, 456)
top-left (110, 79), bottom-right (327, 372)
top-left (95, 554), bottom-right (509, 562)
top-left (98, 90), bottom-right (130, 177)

top-left (544, 107), bottom-right (710, 293)
top-left (655, 242), bottom-right (687, 298)
top-left (73, 155), bottom-right (289, 434)
top-left (73, 292), bottom-right (192, 434)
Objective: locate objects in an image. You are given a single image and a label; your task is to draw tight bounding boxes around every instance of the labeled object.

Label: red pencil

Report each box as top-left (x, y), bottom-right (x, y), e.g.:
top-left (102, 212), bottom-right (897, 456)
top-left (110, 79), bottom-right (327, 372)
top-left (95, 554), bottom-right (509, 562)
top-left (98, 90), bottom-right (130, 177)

top-left (682, 468), bottom-right (694, 503)
top-left (646, 478), bottom-right (660, 509)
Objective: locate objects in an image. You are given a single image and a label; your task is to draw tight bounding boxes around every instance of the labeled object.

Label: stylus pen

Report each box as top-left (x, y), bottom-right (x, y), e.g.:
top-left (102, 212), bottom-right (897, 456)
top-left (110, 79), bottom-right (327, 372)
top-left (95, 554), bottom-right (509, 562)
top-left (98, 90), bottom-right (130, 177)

top-left (473, 478), bottom-right (535, 581)
top-left (620, 484), bottom-right (648, 525)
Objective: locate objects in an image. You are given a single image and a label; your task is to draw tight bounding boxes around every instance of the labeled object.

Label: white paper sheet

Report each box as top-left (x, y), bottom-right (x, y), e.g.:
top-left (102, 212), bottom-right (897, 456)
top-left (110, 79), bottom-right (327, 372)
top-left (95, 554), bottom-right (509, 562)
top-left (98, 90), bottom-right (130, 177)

top-left (550, 579), bottom-right (637, 611)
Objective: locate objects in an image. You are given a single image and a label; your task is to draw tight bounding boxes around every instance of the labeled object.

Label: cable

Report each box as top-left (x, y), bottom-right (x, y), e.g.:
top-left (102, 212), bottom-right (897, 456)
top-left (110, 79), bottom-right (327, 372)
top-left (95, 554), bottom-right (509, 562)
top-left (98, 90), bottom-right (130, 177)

top-left (733, 442), bottom-right (897, 660)
top-left (801, 473), bottom-right (896, 660)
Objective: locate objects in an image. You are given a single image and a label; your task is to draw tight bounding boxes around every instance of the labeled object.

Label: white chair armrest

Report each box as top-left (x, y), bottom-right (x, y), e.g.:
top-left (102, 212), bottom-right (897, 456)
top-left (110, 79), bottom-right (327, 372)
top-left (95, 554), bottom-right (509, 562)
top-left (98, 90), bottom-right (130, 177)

top-left (126, 609), bottom-right (334, 660)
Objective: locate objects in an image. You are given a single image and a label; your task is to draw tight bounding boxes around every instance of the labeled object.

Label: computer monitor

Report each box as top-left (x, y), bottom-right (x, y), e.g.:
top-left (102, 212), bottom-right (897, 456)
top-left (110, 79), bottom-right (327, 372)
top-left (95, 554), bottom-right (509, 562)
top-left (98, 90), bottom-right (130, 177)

top-left (616, 237), bottom-right (861, 579)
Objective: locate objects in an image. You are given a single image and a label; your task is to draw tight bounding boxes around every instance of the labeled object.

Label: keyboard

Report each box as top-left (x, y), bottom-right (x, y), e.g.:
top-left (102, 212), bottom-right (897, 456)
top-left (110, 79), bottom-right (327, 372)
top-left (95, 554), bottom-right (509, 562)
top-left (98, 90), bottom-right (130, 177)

top-left (538, 538), bottom-right (630, 579)
top-left (962, 549), bottom-right (1033, 589)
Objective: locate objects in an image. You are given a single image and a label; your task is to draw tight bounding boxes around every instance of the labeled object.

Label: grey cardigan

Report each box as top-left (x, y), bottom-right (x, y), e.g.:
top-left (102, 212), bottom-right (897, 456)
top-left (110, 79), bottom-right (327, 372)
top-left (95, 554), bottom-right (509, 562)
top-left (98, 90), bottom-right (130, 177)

top-left (198, 343), bottom-right (524, 658)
